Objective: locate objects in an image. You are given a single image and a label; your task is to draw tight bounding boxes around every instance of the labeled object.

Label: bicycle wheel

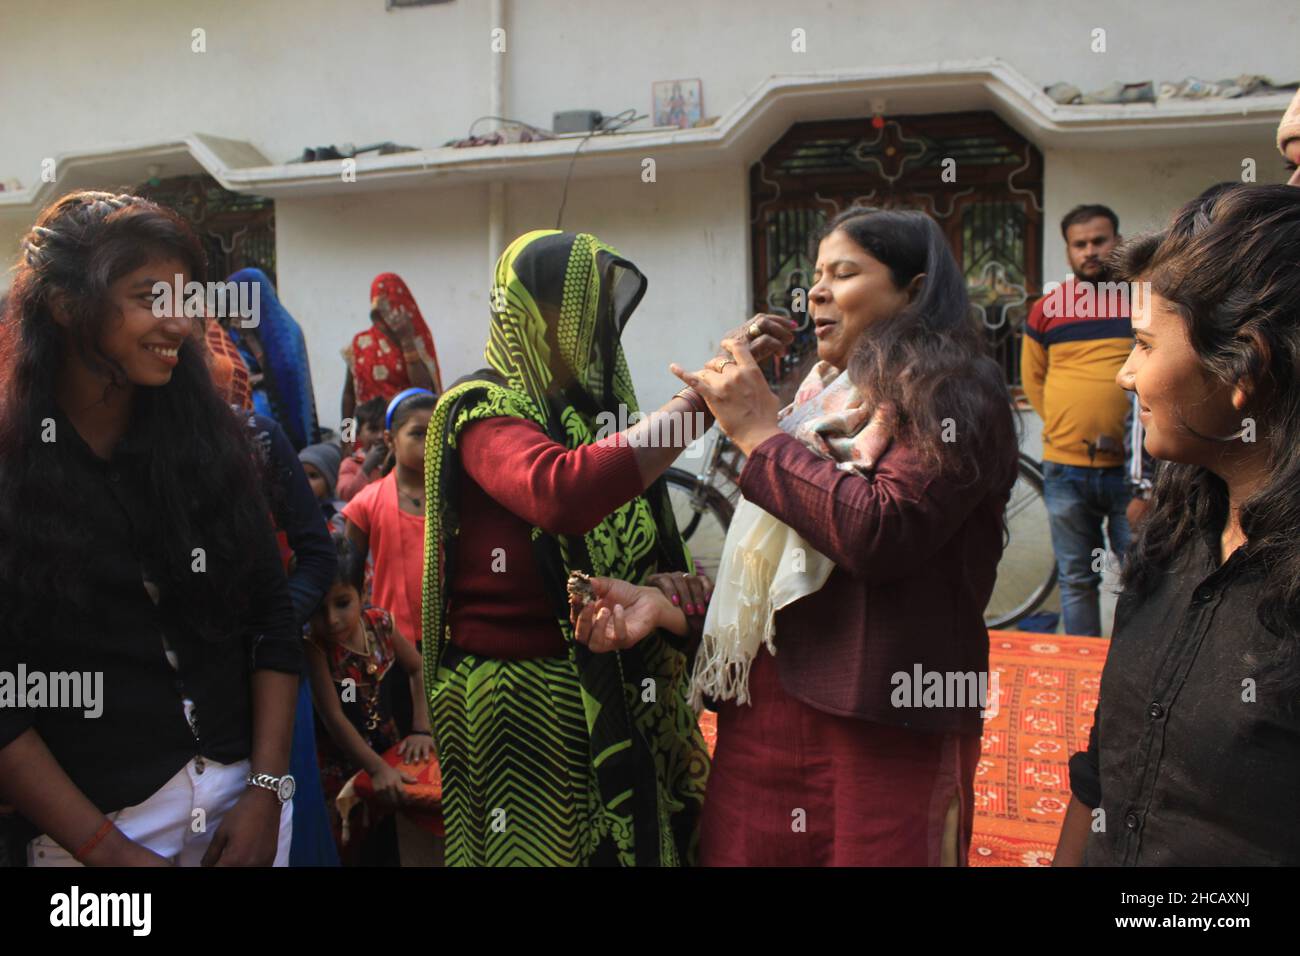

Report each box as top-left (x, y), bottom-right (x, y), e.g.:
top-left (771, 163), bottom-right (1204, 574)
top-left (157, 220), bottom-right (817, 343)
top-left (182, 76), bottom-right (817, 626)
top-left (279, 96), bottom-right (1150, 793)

top-left (984, 455), bottom-right (1058, 629)
top-left (663, 467), bottom-right (733, 582)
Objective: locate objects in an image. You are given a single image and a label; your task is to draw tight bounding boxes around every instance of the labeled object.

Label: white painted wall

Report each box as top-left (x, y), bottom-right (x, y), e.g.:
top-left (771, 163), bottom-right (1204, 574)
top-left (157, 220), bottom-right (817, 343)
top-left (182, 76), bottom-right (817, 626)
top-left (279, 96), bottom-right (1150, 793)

top-left (2, 0), bottom-right (1295, 425)
top-left (281, 135), bottom-right (1292, 427)
top-left (1040, 142), bottom-right (1284, 283)
top-left (275, 163), bottom-right (749, 425)
top-left (2, 0), bottom-right (1294, 179)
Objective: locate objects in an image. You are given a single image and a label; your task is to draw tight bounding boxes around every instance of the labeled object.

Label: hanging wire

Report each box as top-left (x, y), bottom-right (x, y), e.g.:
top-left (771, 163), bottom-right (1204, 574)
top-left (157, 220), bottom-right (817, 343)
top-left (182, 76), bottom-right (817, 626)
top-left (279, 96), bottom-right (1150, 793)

top-left (465, 115), bottom-right (553, 140)
top-left (554, 109), bottom-right (645, 229)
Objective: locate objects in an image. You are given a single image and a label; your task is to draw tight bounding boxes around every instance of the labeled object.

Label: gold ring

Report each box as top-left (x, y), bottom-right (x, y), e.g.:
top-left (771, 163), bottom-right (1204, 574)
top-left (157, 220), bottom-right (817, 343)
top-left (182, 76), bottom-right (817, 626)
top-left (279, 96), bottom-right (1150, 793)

top-left (748, 321), bottom-right (762, 339)
top-left (713, 358), bottom-right (736, 372)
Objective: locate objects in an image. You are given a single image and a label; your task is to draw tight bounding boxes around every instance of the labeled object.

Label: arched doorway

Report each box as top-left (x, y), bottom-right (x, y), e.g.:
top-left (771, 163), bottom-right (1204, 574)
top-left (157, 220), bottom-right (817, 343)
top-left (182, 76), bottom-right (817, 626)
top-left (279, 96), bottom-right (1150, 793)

top-left (750, 111), bottom-right (1043, 386)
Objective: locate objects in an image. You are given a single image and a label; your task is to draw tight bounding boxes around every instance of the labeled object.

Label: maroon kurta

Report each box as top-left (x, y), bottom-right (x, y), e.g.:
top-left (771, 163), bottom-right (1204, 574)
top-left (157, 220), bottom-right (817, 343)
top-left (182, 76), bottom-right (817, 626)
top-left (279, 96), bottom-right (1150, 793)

top-left (737, 432), bottom-right (1011, 737)
top-left (700, 432), bottom-right (1012, 866)
top-left (448, 415), bottom-right (643, 659)
top-left (701, 651), bottom-right (982, 866)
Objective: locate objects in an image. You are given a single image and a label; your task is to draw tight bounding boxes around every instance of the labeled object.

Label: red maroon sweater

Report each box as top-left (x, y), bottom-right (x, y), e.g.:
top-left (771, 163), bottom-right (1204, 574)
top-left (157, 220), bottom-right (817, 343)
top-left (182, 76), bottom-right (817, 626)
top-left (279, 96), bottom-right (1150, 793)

top-left (738, 432), bottom-right (1013, 737)
top-left (448, 416), bottom-right (644, 659)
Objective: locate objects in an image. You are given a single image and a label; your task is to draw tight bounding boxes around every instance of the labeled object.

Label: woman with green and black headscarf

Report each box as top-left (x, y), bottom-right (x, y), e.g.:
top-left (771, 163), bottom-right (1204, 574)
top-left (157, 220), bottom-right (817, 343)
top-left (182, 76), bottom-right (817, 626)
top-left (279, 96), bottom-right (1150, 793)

top-left (422, 230), bottom-right (792, 866)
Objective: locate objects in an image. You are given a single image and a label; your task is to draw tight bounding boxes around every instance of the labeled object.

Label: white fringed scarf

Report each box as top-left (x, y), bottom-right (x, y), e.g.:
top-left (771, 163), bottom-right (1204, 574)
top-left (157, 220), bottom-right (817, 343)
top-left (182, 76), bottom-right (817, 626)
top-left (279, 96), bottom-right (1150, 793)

top-left (688, 361), bottom-right (891, 708)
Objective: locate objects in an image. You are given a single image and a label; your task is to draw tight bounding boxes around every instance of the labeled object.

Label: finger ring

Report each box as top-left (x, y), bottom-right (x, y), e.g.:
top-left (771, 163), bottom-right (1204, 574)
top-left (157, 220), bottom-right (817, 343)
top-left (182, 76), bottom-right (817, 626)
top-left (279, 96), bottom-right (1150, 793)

top-left (748, 321), bottom-right (762, 339)
top-left (714, 357), bottom-right (736, 372)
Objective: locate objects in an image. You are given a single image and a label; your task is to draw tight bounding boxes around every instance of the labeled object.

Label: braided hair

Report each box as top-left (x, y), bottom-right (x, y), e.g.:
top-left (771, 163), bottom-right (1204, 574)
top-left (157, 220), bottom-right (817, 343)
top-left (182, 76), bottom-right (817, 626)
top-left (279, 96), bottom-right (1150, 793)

top-left (0, 190), bottom-right (273, 643)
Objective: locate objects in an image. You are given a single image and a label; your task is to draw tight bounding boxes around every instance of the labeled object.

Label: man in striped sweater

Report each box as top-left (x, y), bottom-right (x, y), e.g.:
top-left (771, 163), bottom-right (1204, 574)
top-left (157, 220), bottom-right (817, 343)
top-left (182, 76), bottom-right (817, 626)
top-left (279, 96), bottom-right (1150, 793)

top-left (1021, 204), bottom-right (1133, 636)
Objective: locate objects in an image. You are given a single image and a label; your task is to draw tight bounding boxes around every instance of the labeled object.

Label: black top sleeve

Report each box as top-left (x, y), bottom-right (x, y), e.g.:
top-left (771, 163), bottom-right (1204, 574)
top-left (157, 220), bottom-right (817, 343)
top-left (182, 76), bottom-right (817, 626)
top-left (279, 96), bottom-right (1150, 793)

top-left (1068, 705), bottom-right (1102, 810)
top-left (258, 415), bottom-right (337, 627)
top-left (239, 422), bottom-right (305, 675)
top-left (0, 582), bottom-right (34, 750)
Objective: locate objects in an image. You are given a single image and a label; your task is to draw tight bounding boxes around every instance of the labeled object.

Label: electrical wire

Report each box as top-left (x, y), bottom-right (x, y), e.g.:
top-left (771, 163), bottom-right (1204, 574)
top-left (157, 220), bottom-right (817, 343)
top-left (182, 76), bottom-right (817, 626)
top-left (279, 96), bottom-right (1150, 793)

top-left (554, 109), bottom-right (648, 229)
top-left (465, 115), bottom-right (553, 140)
top-left (555, 130), bottom-right (596, 230)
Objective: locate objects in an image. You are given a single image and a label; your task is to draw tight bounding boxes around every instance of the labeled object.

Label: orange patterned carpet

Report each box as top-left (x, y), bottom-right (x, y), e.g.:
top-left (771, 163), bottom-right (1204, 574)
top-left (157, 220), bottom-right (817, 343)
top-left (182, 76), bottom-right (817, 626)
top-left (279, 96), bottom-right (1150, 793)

top-left (968, 630), bottom-right (1107, 866)
top-left (347, 629), bottom-right (1106, 865)
top-left (695, 629), bottom-right (1108, 867)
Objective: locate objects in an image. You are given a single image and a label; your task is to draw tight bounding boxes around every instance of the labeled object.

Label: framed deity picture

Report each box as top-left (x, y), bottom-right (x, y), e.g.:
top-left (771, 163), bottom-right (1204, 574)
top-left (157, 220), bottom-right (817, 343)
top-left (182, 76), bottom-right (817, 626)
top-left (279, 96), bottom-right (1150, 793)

top-left (652, 79), bottom-right (703, 129)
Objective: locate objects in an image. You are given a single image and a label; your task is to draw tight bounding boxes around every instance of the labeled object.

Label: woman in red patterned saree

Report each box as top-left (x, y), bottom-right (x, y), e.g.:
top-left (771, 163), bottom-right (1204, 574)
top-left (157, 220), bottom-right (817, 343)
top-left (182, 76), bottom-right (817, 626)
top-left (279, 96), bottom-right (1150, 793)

top-left (340, 273), bottom-right (443, 424)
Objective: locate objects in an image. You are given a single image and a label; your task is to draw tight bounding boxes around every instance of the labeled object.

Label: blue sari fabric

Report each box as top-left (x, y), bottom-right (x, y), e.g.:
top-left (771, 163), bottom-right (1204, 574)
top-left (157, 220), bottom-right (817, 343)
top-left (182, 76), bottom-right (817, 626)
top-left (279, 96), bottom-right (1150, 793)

top-left (290, 679), bottom-right (340, 867)
top-left (242, 412), bottom-right (339, 867)
top-left (226, 268), bottom-right (320, 451)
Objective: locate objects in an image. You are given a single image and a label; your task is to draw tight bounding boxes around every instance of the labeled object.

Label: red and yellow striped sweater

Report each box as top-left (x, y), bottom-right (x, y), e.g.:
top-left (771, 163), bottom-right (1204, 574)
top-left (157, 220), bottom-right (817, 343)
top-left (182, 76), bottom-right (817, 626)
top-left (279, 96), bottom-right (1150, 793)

top-left (1021, 279), bottom-right (1132, 467)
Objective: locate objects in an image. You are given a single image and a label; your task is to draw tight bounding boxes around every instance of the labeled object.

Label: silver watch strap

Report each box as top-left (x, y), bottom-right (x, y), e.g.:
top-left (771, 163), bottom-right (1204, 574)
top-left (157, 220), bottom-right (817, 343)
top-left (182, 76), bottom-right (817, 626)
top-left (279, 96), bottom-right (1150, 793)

top-left (246, 772), bottom-right (282, 796)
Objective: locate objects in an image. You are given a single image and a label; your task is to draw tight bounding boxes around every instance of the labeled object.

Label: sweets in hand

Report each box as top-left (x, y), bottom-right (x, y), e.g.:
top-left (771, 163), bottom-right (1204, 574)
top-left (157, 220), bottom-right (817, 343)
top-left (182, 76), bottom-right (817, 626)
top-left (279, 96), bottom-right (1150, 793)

top-left (566, 570), bottom-right (597, 609)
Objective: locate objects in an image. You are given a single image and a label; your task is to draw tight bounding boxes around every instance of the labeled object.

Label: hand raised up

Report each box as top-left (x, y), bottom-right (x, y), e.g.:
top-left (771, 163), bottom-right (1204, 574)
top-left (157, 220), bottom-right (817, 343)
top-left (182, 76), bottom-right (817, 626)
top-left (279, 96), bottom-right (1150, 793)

top-left (671, 336), bottom-right (783, 457)
top-left (713, 313), bottom-right (796, 366)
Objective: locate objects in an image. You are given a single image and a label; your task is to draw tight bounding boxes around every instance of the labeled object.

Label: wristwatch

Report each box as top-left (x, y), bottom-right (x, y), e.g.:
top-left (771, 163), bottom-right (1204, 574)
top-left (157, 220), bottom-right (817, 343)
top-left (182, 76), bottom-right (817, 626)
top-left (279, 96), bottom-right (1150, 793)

top-left (246, 771), bottom-right (296, 804)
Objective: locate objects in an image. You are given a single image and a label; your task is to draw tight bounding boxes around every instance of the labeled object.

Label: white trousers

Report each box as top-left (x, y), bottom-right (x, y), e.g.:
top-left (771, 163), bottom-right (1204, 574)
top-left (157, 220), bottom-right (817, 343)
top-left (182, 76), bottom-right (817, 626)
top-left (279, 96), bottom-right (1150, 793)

top-left (29, 757), bottom-right (293, 867)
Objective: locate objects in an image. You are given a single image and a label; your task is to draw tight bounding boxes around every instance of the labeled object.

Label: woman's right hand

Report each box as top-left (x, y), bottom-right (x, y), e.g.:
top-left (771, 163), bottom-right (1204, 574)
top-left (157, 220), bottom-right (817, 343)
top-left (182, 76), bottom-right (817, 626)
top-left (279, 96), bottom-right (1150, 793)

top-left (714, 314), bottom-right (796, 366)
top-left (570, 576), bottom-right (687, 650)
top-left (114, 842), bottom-right (174, 867)
top-left (83, 829), bottom-right (173, 867)
top-left (370, 764), bottom-right (415, 809)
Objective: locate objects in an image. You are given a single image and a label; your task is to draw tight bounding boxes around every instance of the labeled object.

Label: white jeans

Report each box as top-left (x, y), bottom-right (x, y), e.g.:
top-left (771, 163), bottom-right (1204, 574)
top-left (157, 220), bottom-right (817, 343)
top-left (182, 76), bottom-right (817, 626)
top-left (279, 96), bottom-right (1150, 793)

top-left (29, 757), bottom-right (293, 867)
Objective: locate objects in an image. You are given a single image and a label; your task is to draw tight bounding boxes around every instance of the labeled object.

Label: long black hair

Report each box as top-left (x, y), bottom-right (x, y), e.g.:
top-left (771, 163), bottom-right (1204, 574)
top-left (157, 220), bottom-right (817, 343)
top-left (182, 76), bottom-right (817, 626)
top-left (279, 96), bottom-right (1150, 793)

top-left (0, 190), bottom-right (273, 642)
top-left (824, 207), bottom-right (1018, 491)
top-left (1115, 183), bottom-right (1300, 696)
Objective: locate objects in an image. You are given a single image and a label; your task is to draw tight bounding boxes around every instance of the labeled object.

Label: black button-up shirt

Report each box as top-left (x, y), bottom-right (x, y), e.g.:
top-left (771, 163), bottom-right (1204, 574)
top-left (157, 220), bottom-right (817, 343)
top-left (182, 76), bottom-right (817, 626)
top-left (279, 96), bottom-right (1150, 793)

top-left (0, 407), bottom-right (300, 815)
top-left (1069, 531), bottom-right (1300, 864)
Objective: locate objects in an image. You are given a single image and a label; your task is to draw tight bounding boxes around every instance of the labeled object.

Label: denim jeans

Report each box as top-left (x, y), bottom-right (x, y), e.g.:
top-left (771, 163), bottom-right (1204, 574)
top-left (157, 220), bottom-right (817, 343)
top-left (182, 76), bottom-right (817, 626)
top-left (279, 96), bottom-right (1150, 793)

top-left (1041, 462), bottom-right (1132, 637)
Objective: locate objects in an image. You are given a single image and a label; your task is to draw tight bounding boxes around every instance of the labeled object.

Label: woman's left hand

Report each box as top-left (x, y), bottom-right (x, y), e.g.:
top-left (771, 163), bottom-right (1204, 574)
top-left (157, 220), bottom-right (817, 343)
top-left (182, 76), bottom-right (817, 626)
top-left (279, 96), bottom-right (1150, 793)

top-left (647, 571), bottom-right (713, 618)
top-left (671, 336), bottom-right (782, 456)
top-left (200, 788), bottom-right (282, 867)
top-left (398, 733), bottom-right (434, 764)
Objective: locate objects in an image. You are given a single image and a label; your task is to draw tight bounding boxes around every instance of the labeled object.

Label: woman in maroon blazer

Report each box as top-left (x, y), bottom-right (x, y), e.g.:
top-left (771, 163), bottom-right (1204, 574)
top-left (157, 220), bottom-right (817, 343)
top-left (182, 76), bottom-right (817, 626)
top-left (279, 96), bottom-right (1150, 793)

top-left (578, 208), bottom-right (1018, 865)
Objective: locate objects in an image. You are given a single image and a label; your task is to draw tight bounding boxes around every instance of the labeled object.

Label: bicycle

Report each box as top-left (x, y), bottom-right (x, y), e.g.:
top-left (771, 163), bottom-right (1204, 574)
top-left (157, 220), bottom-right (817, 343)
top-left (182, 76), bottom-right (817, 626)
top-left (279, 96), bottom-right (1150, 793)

top-left (663, 428), bottom-right (740, 583)
top-left (985, 451), bottom-right (1058, 628)
top-left (662, 424), bottom-right (1057, 630)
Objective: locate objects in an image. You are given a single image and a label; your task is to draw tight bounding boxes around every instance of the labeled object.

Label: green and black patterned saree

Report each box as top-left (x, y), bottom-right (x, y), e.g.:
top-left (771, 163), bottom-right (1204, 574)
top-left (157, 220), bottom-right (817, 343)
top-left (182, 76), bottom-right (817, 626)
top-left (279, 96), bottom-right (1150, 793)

top-left (421, 230), bottom-right (709, 866)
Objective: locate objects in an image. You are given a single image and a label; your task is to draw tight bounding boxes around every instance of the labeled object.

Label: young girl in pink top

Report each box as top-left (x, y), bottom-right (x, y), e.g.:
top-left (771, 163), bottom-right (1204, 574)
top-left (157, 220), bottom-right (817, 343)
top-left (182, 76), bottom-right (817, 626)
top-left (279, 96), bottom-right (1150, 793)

top-left (342, 389), bottom-right (436, 648)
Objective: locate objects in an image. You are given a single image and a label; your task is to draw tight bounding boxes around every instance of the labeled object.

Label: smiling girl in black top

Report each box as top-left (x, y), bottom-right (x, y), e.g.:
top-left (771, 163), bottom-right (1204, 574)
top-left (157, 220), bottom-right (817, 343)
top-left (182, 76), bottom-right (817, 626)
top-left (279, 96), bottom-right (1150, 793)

top-left (0, 191), bottom-right (302, 866)
top-left (1058, 184), bottom-right (1300, 865)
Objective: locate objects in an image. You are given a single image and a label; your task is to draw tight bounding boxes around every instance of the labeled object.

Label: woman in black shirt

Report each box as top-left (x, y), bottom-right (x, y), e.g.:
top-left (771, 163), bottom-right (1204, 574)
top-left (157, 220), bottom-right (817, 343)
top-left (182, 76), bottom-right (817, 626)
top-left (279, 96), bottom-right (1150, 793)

top-left (1057, 183), bottom-right (1300, 865)
top-left (0, 191), bottom-right (302, 866)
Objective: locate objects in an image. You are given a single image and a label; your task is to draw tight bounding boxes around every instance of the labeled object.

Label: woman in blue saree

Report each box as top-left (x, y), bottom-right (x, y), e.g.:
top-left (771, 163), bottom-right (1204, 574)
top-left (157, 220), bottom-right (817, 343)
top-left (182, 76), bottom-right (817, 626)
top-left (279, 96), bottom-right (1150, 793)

top-left (225, 267), bottom-right (321, 451)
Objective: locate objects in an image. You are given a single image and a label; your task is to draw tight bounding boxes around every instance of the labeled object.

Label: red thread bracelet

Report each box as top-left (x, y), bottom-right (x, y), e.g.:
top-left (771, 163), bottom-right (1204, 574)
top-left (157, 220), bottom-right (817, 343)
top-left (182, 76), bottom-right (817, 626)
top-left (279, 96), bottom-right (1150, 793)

top-left (74, 819), bottom-right (116, 863)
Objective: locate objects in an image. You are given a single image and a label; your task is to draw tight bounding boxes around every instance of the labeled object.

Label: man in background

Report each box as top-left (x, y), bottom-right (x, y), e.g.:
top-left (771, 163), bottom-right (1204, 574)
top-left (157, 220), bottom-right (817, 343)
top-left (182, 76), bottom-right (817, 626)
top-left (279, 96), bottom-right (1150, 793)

top-left (1021, 204), bottom-right (1132, 636)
